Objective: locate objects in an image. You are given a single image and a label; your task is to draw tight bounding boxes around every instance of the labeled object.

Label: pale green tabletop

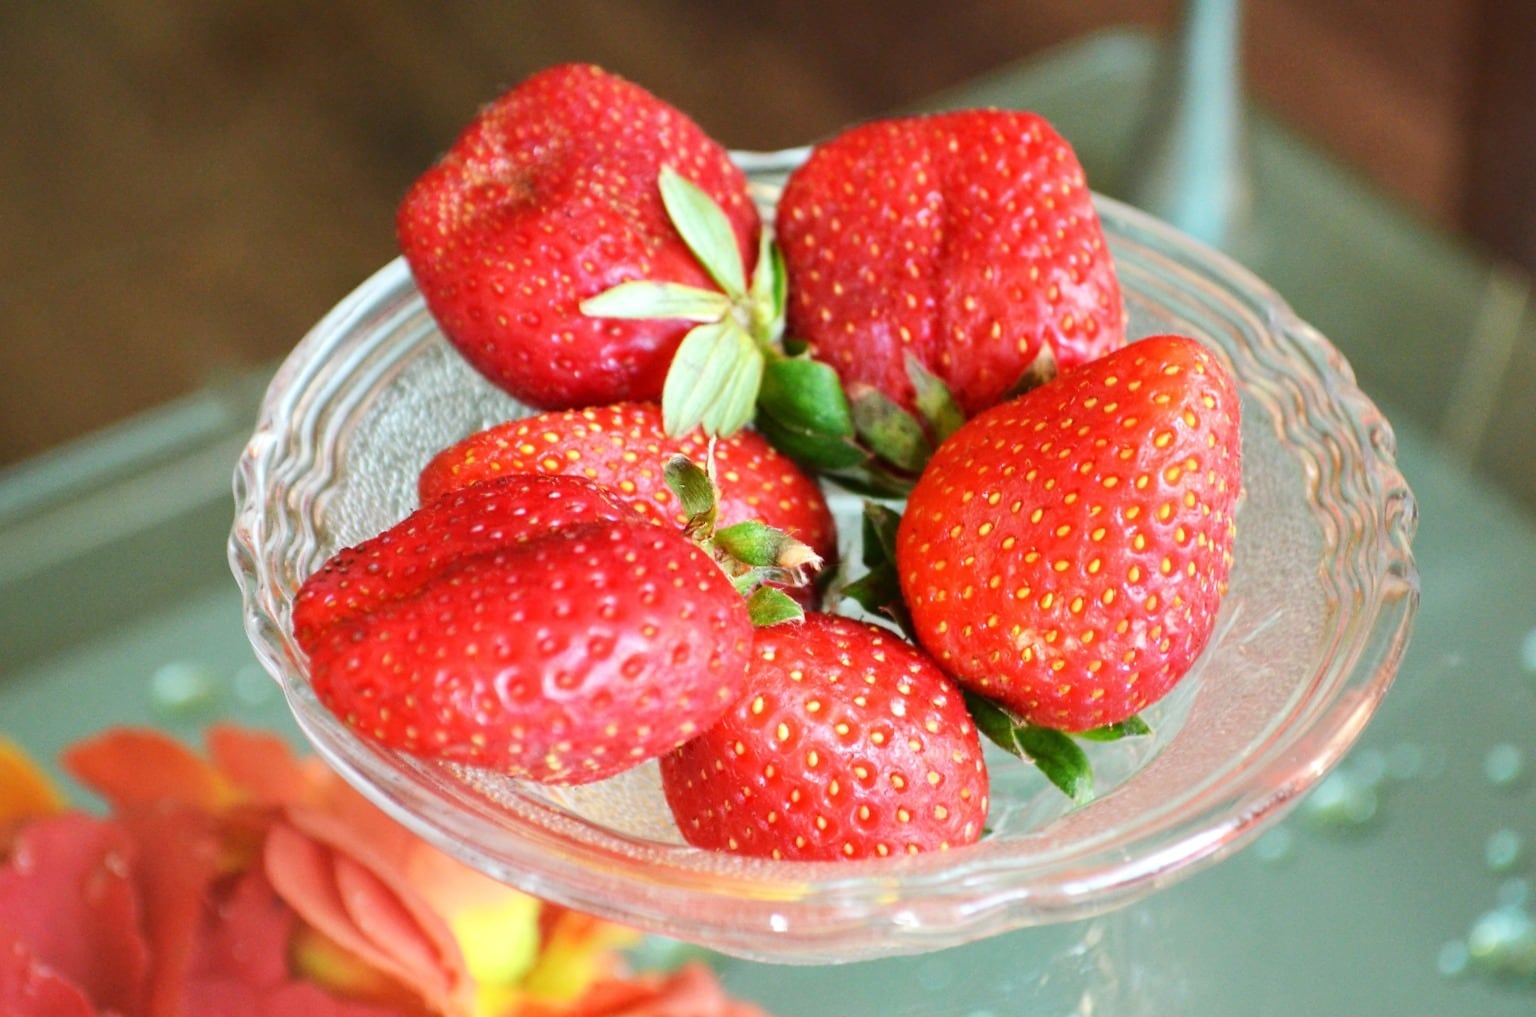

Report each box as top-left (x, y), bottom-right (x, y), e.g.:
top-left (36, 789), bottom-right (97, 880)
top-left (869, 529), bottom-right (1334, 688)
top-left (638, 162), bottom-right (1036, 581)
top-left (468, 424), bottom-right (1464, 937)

top-left (4, 29), bottom-right (1533, 1015)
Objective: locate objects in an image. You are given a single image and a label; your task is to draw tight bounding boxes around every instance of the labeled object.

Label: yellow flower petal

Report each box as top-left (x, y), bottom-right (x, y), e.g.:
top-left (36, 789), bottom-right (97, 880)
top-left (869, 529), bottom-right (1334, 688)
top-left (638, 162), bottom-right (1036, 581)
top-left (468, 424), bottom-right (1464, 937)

top-left (0, 736), bottom-right (64, 828)
top-left (520, 910), bottom-right (641, 1003)
top-left (450, 894), bottom-right (542, 988)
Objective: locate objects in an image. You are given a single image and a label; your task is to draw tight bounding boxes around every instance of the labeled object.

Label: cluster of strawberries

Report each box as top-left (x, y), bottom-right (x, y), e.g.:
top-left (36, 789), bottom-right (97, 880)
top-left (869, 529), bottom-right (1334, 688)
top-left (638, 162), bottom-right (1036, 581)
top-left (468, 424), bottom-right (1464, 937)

top-left (293, 64), bottom-right (1241, 863)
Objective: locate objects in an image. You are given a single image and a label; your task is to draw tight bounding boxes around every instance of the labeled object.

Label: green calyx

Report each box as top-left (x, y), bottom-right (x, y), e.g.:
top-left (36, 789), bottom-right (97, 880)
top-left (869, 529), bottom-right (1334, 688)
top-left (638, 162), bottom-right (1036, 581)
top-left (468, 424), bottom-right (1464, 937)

top-left (580, 167), bottom-right (786, 439)
top-left (579, 167), bottom-right (1016, 498)
top-left (836, 501), bottom-right (912, 635)
top-left (756, 352), bottom-right (974, 500)
top-left (662, 455), bottom-right (820, 627)
top-left (963, 693), bottom-right (1150, 805)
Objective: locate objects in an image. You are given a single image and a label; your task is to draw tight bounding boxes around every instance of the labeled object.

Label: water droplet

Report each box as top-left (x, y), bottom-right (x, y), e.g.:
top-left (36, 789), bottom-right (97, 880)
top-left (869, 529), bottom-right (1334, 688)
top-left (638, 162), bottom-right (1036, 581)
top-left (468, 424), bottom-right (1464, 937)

top-left (1438, 939), bottom-right (1471, 978)
top-left (1520, 626), bottom-right (1536, 673)
top-left (149, 660), bottom-right (220, 718)
top-left (1301, 770), bottom-right (1378, 830)
top-left (1487, 829), bottom-right (1524, 873)
top-left (1349, 747), bottom-right (1388, 788)
top-left (1466, 906), bottom-right (1536, 980)
top-left (1483, 743), bottom-right (1526, 788)
top-left (1252, 826), bottom-right (1295, 864)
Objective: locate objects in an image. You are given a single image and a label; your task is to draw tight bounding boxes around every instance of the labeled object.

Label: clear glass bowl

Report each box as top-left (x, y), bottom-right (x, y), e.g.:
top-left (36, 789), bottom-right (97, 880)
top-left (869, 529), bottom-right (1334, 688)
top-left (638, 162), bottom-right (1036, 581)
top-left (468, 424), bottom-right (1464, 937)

top-left (230, 149), bottom-right (1418, 964)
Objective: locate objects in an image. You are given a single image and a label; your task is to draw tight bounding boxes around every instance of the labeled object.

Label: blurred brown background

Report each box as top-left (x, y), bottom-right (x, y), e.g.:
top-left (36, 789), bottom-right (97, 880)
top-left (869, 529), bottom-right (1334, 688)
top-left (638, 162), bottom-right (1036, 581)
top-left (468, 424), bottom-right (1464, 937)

top-left (2, 1), bottom-right (1530, 468)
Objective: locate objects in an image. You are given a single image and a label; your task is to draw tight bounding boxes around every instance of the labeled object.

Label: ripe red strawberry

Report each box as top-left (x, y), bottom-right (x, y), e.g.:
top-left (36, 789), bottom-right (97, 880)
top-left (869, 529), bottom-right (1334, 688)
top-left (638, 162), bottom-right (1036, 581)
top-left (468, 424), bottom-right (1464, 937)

top-left (895, 334), bottom-right (1241, 732)
top-left (396, 63), bottom-right (759, 411)
top-left (293, 473), bottom-right (633, 651)
top-left (294, 473), bottom-right (753, 784)
top-left (777, 110), bottom-right (1125, 419)
top-left (660, 612), bottom-right (989, 860)
top-left (417, 401), bottom-right (838, 569)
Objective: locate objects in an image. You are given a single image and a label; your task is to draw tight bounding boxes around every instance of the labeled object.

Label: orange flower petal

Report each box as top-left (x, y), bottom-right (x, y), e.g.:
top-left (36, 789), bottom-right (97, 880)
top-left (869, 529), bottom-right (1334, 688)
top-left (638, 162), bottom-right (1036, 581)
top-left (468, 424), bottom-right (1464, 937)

top-left (265, 818), bottom-right (471, 1015)
top-left (205, 724), bottom-right (320, 808)
top-left (333, 852), bottom-right (451, 984)
top-left (305, 779), bottom-right (422, 871)
top-left (61, 727), bottom-right (228, 814)
top-left (397, 838), bottom-right (529, 925)
top-left (522, 963), bottom-right (771, 1017)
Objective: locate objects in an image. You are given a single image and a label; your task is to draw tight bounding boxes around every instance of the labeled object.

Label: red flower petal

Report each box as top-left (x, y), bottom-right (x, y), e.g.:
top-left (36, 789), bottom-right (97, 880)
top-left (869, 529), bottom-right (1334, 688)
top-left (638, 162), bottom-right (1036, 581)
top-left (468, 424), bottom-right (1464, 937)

top-left (118, 809), bottom-right (225, 1017)
top-left (188, 866), bottom-right (295, 987)
top-left (0, 813), bottom-right (150, 1016)
top-left (0, 923), bottom-right (103, 1017)
top-left (182, 862), bottom-right (427, 1017)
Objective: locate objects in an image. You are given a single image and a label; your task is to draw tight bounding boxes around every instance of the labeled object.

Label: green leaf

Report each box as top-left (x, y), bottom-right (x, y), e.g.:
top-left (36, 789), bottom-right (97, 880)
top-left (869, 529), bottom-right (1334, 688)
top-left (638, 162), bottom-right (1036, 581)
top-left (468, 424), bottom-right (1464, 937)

top-left (746, 586), bottom-right (805, 627)
top-left (849, 387), bottom-right (933, 474)
top-left (965, 692), bottom-right (1095, 804)
top-left (818, 465), bottom-right (918, 501)
top-left (660, 165), bottom-right (747, 298)
top-left (580, 280), bottom-right (732, 322)
top-left (839, 566), bottom-right (912, 637)
top-left (663, 455), bottom-right (718, 536)
top-left (1076, 715), bottom-right (1153, 742)
top-left (1014, 726), bottom-right (1095, 804)
top-left (905, 354), bottom-right (966, 444)
top-left (751, 412), bottom-right (869, 472)
top-left (712, 332), bottom-right (766, 435)
top-left (860, 501), bottom-right (903, 569)
top-left (662, 320), bottom-right (764, 437)
top-left (966, 692), bottom-right (1019, 756)
top-left (758, 357), bottom-right (856, 440)
top-left (749, 232), bottom-right (788, 346)
top-left (835, 502), bottom-right (914, 636)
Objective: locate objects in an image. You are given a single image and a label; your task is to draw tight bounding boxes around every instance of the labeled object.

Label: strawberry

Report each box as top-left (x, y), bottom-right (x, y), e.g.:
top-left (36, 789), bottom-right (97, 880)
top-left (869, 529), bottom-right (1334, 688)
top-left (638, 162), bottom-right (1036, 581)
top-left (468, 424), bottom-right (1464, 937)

top-left (293, 473), bottom-right (633, 651)
top-left (660, 612), bottom-right (989, 860)
top-left (396, 63), bottom-right (760, 412)
top-left (294, 473), bottom-right (754, 784)
top-left (417, 402), bottom-right (838, 571)
top-left (776, 110), bottom-right (1126, 421)
top-left (895, 334), bottom-right (1241, 733)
